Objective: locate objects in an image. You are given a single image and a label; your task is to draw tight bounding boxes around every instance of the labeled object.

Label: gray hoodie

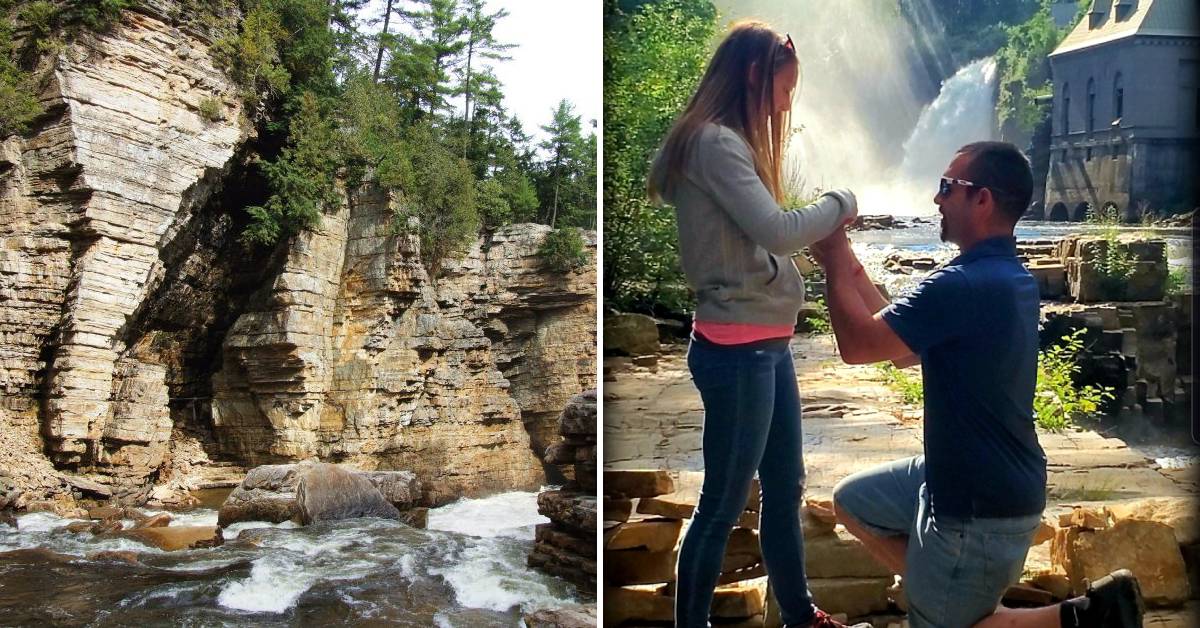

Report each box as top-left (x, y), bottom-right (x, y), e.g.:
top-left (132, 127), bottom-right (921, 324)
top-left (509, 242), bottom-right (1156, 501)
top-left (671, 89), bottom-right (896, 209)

top-left (658, 123), bottom-right (854, 327)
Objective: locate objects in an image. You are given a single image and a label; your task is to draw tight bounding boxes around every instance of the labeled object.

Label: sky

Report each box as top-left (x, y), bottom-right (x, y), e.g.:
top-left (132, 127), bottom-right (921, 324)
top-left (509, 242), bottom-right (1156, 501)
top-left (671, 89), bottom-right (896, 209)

top-left (360, 0), bottom-right (602, 145)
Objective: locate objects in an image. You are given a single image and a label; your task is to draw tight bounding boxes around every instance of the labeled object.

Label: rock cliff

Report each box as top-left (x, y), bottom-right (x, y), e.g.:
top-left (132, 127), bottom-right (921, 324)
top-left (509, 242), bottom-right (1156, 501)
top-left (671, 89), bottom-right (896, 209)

top-left (0, 6), bottom-right (595, 509)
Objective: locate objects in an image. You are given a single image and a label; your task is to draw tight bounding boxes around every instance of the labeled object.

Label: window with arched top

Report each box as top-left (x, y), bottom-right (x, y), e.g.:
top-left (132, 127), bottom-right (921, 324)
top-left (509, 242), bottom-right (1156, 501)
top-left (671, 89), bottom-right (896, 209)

top-left (1113, 73), bottom-right (1124, 121)
top-left (1062, 83), bottom-right (1070, 135)
top-left (1086, 78), bottom-right (1096, 132)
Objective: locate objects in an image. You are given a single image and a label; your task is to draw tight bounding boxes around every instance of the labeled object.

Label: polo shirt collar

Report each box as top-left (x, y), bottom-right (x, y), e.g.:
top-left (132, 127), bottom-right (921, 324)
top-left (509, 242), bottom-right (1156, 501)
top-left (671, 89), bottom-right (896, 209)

top-left (951, 236), bottom-right (1018, 265)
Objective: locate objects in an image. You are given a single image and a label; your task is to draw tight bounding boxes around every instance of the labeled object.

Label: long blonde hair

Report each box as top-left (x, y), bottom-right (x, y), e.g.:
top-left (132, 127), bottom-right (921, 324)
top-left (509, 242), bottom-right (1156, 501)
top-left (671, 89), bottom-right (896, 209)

top-left (648, 21), bottom-right (798, 204)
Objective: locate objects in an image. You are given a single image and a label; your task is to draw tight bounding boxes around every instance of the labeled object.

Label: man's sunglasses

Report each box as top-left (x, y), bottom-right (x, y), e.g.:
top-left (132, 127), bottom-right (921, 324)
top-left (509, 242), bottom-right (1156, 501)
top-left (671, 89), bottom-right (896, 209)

top-left (938, 176), bottom-right (980, 197)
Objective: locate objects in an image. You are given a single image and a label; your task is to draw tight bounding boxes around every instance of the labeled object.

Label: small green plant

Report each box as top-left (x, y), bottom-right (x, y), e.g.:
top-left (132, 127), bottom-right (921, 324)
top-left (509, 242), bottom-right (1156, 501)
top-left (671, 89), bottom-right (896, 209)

top-left (876, 362), bottom-right (924, 405)
top-left (1049, 478), bottom-right (1117, 502)
top-left (197, 96), bottom-right (223, 122)
top-left (1034, 329), bottom-right (1115, 431)
top-left (1166, 267), bottom-right (1188, 296)
top-left (804, 296), bottom-right (832, 335)
top-left (538, 226), bottom-right (589, 274)
top-left (1086, 204), bottom-right (1135, 299)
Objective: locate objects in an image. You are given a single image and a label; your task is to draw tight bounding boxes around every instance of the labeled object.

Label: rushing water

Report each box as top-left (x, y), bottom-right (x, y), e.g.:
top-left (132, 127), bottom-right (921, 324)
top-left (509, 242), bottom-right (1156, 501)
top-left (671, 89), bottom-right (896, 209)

top-left (849, 220), bottom-right (1194, 297)
top-left (0, 490), bottom-right (576, 627)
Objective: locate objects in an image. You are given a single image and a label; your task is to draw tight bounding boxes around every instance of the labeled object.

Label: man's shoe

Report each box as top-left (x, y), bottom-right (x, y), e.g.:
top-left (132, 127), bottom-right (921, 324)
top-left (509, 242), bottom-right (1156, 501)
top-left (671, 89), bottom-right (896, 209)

top-left (787, 608), bottom-right (873, 628)
top-left (1083, 569), bottom-right (1145, 628)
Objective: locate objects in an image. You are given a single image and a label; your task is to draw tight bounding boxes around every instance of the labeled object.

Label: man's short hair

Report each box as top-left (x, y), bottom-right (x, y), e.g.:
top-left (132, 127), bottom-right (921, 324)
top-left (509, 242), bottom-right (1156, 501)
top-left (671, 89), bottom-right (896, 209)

top-left (957, 141), bottom-right (1033, 222)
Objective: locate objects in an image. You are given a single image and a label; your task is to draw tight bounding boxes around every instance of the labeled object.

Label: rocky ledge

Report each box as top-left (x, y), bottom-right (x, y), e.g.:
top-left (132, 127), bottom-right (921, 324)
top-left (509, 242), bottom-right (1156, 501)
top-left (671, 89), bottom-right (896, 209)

top-left (529, 390), bottom-right (598, 594)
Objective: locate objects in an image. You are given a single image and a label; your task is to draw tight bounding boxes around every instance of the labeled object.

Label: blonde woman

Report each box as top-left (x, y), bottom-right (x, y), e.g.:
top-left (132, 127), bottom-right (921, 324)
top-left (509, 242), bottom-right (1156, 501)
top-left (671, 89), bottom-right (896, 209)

top-left (648, 21), bottom-right (862, 628)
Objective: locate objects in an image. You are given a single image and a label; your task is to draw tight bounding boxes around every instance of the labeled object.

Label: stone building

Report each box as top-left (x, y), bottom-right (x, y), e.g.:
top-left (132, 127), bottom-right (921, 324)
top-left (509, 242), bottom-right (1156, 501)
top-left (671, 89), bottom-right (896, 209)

top-left (1038, 0), bottom-right (1199, 221)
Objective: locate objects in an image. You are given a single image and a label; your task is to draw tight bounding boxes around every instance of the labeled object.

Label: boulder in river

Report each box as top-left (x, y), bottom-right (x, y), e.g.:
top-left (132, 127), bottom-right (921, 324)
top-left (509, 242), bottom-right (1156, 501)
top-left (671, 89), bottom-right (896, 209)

top-left (218, 462), bottom-right (422, 527)
top-left (296, 463), bottom-right (401, 525)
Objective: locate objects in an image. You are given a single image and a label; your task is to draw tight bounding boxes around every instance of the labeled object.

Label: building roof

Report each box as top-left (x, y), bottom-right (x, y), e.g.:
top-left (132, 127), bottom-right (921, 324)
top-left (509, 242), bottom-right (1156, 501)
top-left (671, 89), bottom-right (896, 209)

top-left (1050, 0), bottom-right (1199, 57)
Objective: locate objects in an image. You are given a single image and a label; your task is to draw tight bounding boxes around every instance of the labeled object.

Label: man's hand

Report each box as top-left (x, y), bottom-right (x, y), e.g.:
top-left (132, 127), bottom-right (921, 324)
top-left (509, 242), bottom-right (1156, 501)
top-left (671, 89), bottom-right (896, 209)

top-left (810, 227), bottom-right (855, 270)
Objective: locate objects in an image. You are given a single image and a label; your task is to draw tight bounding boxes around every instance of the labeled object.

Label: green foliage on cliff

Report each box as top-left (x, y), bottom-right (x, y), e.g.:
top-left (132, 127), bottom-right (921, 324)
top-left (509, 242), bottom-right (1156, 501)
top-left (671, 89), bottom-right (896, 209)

top-left (241, 91), bottom-right (342, 246)
top-left (994, 0), bottom-right (1091, 136)
top-left (212, 0), bottom-right (594, 277)
top-left (390, 123), bottom-right (480, 278)
top-left (604, 0), bottom-right (717, 314)
top-left (0, 1), bottom-right (44, 136)
top-left (538, 227), bottom-right (589, 274)
top-left (995, 3), bottom-right (1061, 135)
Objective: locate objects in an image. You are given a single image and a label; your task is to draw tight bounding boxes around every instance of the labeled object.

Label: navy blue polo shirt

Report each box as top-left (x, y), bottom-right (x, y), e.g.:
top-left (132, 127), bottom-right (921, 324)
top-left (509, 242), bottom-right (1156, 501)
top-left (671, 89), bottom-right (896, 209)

top-left (881, 236), bottom-right (1047, 518)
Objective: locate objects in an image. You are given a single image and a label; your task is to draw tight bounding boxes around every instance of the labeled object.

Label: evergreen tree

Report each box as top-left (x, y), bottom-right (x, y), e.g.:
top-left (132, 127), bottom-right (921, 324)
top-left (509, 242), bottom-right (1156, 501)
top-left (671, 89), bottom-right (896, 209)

top-left (537, 99), bottom-right (585, 227)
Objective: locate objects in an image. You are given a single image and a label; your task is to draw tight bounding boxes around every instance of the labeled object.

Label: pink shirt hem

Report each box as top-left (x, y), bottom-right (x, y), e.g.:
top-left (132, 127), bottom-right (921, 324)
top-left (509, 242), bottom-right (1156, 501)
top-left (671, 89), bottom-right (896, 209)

top-left (692, 319), bottom-right (794, 345)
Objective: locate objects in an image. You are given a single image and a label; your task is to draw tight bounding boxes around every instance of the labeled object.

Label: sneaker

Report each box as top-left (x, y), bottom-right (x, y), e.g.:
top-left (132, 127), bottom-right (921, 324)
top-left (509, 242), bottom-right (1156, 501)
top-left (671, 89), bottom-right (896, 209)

top-left (1083, 569), bottom-right (1145, 628)
top-left (787, 608), bottom-right (873, 628)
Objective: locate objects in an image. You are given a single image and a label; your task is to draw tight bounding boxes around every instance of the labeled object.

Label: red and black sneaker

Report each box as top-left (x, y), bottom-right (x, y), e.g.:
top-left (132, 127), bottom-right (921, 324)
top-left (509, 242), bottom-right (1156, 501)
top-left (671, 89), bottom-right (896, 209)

top-left (788, 608), bottom-right (873, 628)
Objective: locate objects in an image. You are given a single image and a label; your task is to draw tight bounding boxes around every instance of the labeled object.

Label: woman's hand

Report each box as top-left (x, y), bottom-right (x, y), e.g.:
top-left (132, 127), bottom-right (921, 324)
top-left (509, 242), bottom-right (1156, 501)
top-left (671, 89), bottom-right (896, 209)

top-left (821, 189), bottom-right (858, 227)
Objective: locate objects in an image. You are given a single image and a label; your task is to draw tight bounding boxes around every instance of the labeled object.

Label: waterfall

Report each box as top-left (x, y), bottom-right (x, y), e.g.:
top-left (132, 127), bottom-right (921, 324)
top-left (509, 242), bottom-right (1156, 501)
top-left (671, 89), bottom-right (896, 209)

top-left (898, 58), bottom-right (1000, 190)
top-left (710, 0), bottom-right (1000, 216)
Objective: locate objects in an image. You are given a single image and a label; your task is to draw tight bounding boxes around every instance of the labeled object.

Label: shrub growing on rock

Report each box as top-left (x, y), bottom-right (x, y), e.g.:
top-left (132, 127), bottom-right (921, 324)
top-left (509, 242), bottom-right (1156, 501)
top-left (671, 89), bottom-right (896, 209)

top-left (538, 227), bottom-right (588, 274)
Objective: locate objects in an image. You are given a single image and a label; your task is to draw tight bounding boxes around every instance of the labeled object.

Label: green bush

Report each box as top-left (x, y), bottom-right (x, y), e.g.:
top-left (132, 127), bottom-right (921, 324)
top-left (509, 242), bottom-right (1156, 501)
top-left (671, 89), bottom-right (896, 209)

top-left (1086, 204), bottom-right (1135, 299)
top-left (995, 3), bottom-right (1062, 135)
top-left (212, 1), bottom-right (290, 108)
top-left (70, 0), bottom-right (129, 32)
top-left (1166, 267), bottom-right (1188, 296)
top-left (804, 296), bottom-right (832, 335)
top-left (876, 362), bottom-right (924, 406)
top-left (198, 96), bottom-right (223, 122)
top-left (1, 3), bottom-right (44, 136)
top-left (391, 123), bottom-right (479, 278)
top-left (538, 226), bottom-right (589, 274)
top-left (241, 91), bottom-right (341, 246)
top-left (1034, 329), bottom-right (1114, 431)
top-left (475, 177), bottom-right (512, 229)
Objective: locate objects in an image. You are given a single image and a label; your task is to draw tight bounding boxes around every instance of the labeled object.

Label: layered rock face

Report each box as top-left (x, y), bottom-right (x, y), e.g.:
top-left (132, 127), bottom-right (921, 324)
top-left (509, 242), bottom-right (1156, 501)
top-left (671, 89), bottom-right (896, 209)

top-left (0, 7), bottom-right (595, 507)
top-left (0, 7), bottom-right (245, 499)
top-left (211, 189), bottom-right (596, 505)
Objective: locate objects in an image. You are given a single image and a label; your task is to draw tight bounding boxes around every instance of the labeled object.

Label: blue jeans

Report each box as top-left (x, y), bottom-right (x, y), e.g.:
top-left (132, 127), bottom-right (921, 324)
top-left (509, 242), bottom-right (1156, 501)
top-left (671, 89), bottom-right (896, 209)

top-left (833, 456), bottom-right (1042, 628)
top-left (676, 335), bottom-right (815, 627)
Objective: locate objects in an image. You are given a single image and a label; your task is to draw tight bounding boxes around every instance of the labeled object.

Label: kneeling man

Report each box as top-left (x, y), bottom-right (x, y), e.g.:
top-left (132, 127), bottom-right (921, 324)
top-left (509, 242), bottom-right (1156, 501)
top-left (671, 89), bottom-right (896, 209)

top-left (812, 142), bottom-right (1143, 628)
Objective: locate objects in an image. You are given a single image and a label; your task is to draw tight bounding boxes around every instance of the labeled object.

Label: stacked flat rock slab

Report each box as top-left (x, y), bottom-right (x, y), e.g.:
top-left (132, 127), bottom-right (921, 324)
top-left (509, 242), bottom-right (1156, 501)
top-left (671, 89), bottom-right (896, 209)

top-left (1049, 503), bottom-right (1195, 607)
top-left (1041, 296), bottom-right (1191, 425)
top-left (1057, 235), bottom-right (1168, 303)
top-left (529, 391), bottom-right (598, 593)
top-left (603, 470), bottom-right (896, 626)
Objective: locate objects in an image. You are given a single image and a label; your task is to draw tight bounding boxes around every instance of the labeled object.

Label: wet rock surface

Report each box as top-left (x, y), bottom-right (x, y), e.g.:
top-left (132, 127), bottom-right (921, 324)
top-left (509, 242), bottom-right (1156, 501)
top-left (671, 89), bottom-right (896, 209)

top-left (216, 462), bottom-right (423, 528)
top-left (529, 391), bottom-right (598, 597)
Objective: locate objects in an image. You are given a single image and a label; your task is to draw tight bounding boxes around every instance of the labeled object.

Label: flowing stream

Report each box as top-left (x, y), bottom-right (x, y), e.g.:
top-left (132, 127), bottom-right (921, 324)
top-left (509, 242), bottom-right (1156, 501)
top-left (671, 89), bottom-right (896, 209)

top-left (0, 490), bottom-right (576, 627)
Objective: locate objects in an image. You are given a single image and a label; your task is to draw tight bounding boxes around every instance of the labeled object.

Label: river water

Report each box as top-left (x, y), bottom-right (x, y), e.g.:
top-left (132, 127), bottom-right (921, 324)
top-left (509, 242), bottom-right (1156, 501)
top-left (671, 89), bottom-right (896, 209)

top-left (0, 490), bottom-right (577, 627)
top-left (849, 219), bottom-right (1193, 297)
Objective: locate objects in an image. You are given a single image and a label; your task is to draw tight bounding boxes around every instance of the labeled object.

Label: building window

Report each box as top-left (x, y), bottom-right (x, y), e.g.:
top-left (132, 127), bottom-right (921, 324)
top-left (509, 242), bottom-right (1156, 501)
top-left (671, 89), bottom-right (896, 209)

top-left (1113, 73), bottom-right (1123, 121)
top-left (1087, 78), bottom-right (1096, 133)
top-left (1062, 83), bottom-right (1070, 135)
top-left (1086, 147), bottom-right (1092, 161)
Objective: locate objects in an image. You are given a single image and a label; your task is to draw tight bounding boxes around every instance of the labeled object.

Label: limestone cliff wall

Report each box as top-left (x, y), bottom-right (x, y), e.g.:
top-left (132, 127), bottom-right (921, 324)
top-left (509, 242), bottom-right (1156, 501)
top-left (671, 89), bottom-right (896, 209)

top-left (212, 188), bottom-right (596, 505)
top-left (0, 7), bottom-right (595, 508)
